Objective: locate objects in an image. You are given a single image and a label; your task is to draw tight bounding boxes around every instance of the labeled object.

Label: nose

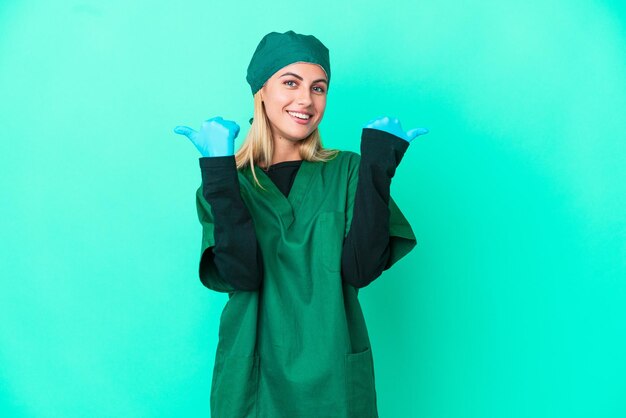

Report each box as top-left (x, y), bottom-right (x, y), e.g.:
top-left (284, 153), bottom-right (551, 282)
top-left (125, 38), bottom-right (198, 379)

top-left (296, 87), bottom-right (313, 106)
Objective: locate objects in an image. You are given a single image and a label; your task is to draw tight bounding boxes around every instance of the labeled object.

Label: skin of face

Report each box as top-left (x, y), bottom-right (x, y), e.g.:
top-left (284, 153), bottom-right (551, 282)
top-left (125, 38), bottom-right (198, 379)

top-left (260, 62), bottom-right (328, 159)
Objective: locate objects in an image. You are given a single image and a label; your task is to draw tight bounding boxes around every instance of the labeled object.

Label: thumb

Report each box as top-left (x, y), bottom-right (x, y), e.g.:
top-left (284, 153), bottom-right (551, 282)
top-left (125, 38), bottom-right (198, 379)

top-left (173, 126), bottom-right (197, 140)
top-left (406, 127), bottom-right (429, 141)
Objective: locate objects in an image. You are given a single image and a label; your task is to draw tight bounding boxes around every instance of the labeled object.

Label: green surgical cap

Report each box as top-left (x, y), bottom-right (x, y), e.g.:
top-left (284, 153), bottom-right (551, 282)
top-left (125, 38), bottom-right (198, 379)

top-left (246, 30), bottom-right (331, 97)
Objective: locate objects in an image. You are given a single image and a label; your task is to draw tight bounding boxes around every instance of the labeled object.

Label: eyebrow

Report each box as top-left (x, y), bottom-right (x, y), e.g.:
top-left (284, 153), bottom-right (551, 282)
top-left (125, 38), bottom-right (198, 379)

top-left (279, 72), bottom-right (328, 84)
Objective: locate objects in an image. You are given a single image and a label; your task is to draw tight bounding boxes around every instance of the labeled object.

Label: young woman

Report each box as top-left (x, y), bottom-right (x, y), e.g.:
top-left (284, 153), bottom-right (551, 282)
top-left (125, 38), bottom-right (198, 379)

top-left (174, 30), bottom-right (428, 418)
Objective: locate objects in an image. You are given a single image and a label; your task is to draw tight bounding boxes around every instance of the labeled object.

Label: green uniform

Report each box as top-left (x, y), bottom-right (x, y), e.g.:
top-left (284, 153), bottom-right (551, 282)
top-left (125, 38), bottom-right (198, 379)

top-left (196, 149), bottom-right (417, 417)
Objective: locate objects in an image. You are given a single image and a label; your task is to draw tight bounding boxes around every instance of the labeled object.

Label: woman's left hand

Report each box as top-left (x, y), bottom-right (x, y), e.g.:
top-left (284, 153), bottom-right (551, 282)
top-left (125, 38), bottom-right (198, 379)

top-left (363, 116), bottom-right (429, 143)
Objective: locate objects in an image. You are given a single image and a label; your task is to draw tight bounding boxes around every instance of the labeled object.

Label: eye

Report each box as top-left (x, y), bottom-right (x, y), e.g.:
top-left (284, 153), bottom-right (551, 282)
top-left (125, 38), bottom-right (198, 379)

top-left (284, 80), bottom-right (297, 87)
top-left (313, 86), bottom-right (326, 93)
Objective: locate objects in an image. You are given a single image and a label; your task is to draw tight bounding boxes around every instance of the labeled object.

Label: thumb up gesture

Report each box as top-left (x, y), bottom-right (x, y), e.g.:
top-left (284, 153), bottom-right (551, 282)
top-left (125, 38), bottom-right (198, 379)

top-left (174, 116), bottom-right (240, 157)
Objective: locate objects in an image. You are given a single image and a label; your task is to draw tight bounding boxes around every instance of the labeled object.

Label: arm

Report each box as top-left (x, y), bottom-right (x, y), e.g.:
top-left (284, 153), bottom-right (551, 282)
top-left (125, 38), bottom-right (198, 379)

top-left (198, 155), bottom-right (264, 291)
top-left (341, 128), bottom-right (411, 288)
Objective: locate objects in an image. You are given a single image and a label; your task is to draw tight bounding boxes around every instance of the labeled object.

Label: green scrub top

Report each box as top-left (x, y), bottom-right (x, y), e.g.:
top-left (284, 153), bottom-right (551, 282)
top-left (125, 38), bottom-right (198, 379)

top-left (195, 150), bottom-right (417, 417)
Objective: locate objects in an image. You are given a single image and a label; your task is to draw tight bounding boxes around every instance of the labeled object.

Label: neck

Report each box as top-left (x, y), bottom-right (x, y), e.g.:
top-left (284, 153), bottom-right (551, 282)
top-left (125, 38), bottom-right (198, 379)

top-left (270, 134), bottom-right (302, 166)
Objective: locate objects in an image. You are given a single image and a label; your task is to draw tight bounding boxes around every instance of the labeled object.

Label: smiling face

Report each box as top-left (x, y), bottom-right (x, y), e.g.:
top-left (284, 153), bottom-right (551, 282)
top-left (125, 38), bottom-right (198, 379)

top-left (260, 62), bottom-right (328, 143)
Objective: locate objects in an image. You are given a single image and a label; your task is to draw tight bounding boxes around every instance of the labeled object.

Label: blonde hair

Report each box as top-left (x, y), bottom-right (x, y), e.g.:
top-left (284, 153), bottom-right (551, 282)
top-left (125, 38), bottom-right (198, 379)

top-left (235, 90), bottom-right (340, 190)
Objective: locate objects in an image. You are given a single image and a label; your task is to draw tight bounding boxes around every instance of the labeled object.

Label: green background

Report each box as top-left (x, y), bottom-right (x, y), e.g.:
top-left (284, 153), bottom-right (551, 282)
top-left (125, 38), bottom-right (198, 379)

top-left (1, 0), bottom-right (625, 417)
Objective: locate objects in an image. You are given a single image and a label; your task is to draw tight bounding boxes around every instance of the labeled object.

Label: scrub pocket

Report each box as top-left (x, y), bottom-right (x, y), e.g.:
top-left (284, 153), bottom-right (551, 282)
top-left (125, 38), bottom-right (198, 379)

top-left (318, 211), bottom-right (345, 273)
top-left (345, 346), bottom-right (378, 418)
top-left (210, 353), bottom-right (260, 418)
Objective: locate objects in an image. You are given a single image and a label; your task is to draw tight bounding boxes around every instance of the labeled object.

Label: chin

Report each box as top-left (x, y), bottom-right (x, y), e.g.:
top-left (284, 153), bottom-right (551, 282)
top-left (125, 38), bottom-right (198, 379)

top-left (297, 129), bottom-right (316, 141)
top-left (287, 134), bottom-right (309, 142)
top-left (282, 127), bottom-right (314, 141)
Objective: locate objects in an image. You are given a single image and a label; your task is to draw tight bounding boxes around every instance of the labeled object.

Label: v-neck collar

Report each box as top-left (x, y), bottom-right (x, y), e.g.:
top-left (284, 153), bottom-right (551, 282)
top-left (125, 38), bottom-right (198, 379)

top-left (266, 159), bottom-right (303, 171)
top-left (244, 159), bottom-right (321, 229)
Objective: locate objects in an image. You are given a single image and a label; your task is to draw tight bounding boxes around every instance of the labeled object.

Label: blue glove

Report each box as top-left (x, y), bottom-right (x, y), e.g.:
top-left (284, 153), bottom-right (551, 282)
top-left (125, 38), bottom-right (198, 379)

top-left (363, 116), bottom-right (428, 143)
top-left (174, 116), bottom-right (240, 157)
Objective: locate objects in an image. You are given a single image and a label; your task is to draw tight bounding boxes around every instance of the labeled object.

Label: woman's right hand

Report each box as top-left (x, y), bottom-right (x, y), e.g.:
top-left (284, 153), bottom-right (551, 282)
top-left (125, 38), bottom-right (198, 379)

top-left (174, 116), bottom-right (240, 157)
top-left (363, 116), bottom-right (428, 143)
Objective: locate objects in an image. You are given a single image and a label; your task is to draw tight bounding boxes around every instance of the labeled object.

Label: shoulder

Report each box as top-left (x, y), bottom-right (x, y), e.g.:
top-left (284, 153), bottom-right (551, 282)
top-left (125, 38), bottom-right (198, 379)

top-left (335, 150), bottom-right (361, 177)
top-left (318, 150), bottom-right (361, 184)
top-left (324, 149), bottom-right (361, 167)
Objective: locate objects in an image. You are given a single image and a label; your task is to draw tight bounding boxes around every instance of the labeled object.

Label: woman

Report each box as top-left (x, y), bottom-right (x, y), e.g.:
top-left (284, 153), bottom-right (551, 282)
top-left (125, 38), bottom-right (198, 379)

top-left (174, 30), bottom-right (427, 418)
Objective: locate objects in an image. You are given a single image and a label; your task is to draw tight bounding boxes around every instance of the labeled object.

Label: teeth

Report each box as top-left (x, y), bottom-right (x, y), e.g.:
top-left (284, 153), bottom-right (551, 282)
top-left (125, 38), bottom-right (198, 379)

top-left (288, 111), bottom-right (310, 120)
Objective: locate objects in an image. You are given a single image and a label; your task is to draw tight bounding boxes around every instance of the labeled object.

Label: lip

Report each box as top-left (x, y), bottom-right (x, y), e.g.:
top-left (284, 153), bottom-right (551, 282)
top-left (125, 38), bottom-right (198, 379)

top-left (286, 110), bottom-right (312, 125)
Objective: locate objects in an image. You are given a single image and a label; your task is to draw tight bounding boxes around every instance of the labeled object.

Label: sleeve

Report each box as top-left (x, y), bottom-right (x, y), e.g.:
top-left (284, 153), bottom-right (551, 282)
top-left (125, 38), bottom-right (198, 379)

top-left (195, 156), bottom-right (263, 293)
top-left (342, 128), bottom-right (418, 288)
